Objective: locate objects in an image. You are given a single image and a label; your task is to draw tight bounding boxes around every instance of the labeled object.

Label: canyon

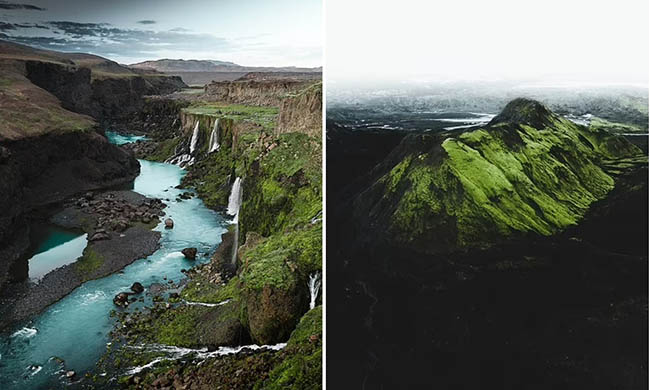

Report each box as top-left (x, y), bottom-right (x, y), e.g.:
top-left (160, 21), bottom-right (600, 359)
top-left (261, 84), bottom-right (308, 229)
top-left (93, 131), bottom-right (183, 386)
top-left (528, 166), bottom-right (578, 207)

top-left (0, 40), bottom-right (322, 389)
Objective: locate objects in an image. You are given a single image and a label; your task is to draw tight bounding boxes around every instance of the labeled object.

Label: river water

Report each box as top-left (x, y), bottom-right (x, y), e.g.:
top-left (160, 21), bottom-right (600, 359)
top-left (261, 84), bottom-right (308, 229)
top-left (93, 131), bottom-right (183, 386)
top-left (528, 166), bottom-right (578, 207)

top-left (0, 135), bottom-right (227, 389)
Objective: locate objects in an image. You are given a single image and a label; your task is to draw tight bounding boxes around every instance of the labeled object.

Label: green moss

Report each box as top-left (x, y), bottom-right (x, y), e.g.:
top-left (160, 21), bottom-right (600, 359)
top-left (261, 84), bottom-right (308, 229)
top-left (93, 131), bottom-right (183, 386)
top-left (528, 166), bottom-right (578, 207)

top-left (386, 155), bottom-right (412, 193)
top-left (146, 137), bottom-right (181, 162)
top-left (74, 247), bottom-right (104, 280)
top-left (261, 179), bottom-right (289, 206)
top-left (240, 223), bottom-right (321, 291)
top-left (181, 276), bottom-right (241, 304)
top-left (155, 306), bottom-right (207, 346)
top-left (183, 103), bottom-right (278, 131)
top-left (240, 132), bottom-right (322, 237)
top-left (363, 114), bottom-right (640, 252)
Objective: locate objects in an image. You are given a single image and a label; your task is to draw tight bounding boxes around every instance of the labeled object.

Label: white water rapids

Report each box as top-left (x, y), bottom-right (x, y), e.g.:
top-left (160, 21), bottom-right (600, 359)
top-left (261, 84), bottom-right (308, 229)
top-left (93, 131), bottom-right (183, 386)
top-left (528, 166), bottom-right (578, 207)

top-left (124, 342), bottom-right (287, 375)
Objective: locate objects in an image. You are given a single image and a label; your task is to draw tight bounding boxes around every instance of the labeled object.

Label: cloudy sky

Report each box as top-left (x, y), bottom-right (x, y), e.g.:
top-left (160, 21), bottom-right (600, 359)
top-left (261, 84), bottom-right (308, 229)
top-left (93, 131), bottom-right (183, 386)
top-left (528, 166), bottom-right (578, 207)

top-left (0, 0), bottom-right (322, 66)
top-left (328, 0), bottom-right (648, 87)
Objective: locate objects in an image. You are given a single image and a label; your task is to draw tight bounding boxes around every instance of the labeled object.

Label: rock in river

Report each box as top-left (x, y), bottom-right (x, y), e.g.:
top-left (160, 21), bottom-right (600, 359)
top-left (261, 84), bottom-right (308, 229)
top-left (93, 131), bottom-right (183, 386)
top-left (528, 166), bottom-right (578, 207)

top-left (113, 292), bottom-right (131, 306)
top-left (182, 247), bottom-right (197, 260)
top-left (164, 218), bottom-right (174, 229)
top-left (130, 282), bottom-right (144, 294)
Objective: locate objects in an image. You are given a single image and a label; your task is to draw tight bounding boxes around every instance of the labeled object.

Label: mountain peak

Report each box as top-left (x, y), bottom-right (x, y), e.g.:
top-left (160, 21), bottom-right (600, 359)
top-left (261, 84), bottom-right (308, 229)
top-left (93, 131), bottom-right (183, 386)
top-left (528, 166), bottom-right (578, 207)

top-left (489, 98), bottom-right (557, 128)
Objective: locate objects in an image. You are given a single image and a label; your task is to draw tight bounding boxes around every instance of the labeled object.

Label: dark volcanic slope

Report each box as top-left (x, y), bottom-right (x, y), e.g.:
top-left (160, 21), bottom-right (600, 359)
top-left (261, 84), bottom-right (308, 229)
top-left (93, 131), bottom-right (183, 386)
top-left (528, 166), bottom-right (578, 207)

top-left (326, 98), bottom-right (648, 389)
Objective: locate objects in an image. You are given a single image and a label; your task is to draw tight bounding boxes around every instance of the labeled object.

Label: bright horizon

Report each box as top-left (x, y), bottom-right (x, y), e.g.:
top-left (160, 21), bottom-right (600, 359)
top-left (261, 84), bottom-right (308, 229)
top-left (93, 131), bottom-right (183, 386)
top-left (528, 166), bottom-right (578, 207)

top-left (327, 0), bottom-right (649, 87)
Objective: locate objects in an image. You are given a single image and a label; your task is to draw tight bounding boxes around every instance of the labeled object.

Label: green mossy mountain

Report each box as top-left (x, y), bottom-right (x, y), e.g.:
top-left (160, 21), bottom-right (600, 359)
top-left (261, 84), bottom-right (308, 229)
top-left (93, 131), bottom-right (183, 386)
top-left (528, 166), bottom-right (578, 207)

top-left (353, 98), bottom-right (645, 253)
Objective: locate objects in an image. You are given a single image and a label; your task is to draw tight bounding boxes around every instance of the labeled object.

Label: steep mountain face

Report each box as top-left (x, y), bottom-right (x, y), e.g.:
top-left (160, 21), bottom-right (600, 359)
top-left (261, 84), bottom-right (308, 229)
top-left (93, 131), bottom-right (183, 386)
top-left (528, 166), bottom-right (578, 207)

top-left (352, 98), bottom-right (645, 253)
top-left (277, 82), bottom-right (322, 138)
top-left (204, 79), bottom-right (316, 107)
top-left (24, 59), bottom-right (185, 123)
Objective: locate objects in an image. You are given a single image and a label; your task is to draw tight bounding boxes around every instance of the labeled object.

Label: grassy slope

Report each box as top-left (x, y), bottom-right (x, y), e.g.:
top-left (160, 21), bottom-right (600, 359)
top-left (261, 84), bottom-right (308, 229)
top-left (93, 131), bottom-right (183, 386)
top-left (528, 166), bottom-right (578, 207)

top-left (0, 40), bottom-right (184, 140)
top-left (361, 106), bottom-right (645, 252)
top-left (0, 62), bottom-right (95, 140)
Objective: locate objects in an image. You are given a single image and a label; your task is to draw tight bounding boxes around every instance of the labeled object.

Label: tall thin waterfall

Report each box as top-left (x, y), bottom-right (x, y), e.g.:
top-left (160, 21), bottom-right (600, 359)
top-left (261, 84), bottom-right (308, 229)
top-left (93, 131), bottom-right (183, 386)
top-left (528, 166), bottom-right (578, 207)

top-left (227, 177), bottom-right (244, 267)
top-left (189, 121), bottom-right (200, 154)
top-left (308, 272), bottom-right (321, 310)
top-left (231, 222), bottom-right (240, 267)
top-left (227, 177), bottom-right (242, 217)
top-left (208, 119), bottom-right (220, 153)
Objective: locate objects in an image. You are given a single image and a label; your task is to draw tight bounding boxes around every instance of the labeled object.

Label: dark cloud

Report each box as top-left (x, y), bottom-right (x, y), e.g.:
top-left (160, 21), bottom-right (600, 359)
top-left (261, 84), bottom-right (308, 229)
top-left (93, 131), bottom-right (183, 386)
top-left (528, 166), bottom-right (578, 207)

top-left (0, 1), bottom-right (45, 10)
top-left (137, 20), bottom-right (156, 25)
top-left (0, 21), bottom-right (47, 31)
top-left (48, 21), bottom-right (109, 37)
top-left (1, 20), bottom-right (233, 61)
top-left (0, 22), bottom-right (17, 31)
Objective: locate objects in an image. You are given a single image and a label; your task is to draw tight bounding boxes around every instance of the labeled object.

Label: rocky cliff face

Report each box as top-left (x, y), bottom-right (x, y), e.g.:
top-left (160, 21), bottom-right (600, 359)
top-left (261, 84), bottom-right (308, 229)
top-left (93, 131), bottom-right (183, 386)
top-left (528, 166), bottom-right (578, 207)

top-left (0, 42), bottom-right (160, 291)
top-left (0, 131), bottom-right (139, 290)
top-left (25, 60), bottom-right (185, 124)
top-left (351, 98), bottom-right (645, 254)
top-left (277, 82), bottom-right (322, 138)
top-left (204, 79), bottom-right (313, 107)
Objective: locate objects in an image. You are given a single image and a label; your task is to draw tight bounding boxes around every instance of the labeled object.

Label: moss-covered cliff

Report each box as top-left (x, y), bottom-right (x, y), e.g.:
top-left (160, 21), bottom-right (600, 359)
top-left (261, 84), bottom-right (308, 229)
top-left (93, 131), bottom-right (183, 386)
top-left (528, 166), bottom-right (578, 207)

top-left (352, 98), bottom-right (645, 253)
top-left (104, 89), bottom-right (322, 388)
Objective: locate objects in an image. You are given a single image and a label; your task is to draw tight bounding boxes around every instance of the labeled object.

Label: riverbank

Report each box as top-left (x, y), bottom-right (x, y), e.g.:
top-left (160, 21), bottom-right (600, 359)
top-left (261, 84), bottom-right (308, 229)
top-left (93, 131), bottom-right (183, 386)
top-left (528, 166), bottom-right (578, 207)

top-left (0, 190), bottom-right (165, 329)
top-left (0, 157), bottom-right (226, 390)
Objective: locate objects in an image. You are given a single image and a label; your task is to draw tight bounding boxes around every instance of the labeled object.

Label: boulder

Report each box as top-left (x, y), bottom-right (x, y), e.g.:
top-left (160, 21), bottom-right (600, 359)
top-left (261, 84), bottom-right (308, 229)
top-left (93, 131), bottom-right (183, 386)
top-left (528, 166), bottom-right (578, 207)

top-left (164, 218), bottom-right (174, 229)
top-left (245, 284), bottom-right (305, 344)
top-left (113, 292), bottom-right (130, 306)
top-left (89, 231), bottom-right (110, 242)
top-left (182, 247), bottom-right (197, 260)
top-left (130, 282), bottom-right (144, 294)
top-left (113, 220), bottom-right (129, 232)
top-left (197, 300), bottom-right (250, 347)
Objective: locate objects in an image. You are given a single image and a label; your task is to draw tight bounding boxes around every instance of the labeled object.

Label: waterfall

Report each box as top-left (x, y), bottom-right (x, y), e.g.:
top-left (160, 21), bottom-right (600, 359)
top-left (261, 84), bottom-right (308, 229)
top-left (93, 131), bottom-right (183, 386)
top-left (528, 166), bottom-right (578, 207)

top-left (308, 272), bottom-right (321, 310)
top-left (231, 222), bottom-right (240, 267)
top-left (208, 119), bottom-right (220, 153)
top-left (227, 177), bottom-right (242, 216)
top-left (189, 121), bottom-right (200, 154)
top-left (227, 177), bottom-right (243, 267)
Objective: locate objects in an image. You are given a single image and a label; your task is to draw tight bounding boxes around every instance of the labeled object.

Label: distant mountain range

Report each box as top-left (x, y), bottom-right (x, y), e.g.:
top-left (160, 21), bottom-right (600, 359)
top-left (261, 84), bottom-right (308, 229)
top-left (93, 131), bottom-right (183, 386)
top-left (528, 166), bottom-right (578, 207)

top-left (129, 59), bottom-right (322, 73)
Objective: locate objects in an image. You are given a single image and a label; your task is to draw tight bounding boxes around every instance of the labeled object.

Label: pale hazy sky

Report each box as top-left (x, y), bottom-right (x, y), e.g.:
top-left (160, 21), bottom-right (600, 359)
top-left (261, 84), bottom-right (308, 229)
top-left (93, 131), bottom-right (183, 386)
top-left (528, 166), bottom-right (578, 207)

top-left (327, 0), bottom-right (649, 86)
top-left (0, 0), bottom-right (322, 66)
